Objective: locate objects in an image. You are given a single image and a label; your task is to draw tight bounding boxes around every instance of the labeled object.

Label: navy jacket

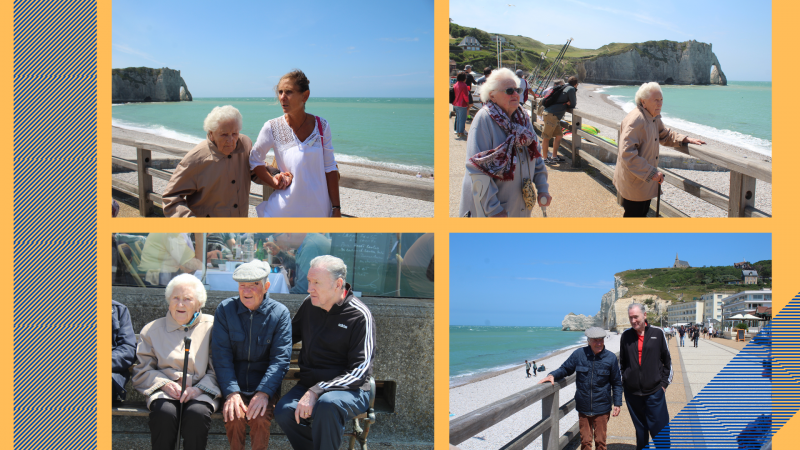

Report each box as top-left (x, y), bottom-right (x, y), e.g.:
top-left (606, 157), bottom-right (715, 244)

top-left (549, 346), bottom-right (623, 416)
top-left (212, 295), bottom-right (292, 398)
top-left (112, 301), bottom-right (136, 400)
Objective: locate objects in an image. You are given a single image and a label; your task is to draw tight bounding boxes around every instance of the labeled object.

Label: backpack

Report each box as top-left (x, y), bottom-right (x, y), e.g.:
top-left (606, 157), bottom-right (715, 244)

top-left (542, 84), bottom-right (567, 108)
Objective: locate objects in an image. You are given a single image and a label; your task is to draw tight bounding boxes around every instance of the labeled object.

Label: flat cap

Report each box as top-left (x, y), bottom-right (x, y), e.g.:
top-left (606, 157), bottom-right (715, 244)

top-left (585, 327), bottom-right (607, 339)
top-left (232, 260), bottom-right (271, 282)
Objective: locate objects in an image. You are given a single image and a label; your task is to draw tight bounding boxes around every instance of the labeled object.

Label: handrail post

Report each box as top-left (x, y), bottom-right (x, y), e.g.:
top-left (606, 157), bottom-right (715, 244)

top-left (570, 110), bottom-right (582, 168)
top-left (136, 146), bottom-right (154, 216)
top-left (541, 388), bottom-right (560, 450)
top-left (728, 171), bottom-right (756, 217)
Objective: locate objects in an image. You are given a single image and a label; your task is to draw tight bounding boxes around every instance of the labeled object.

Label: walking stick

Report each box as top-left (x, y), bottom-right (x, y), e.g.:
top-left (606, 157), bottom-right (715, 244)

top-left (175, 337), bottom-right (192, 450)
top-left (656, 184), bottom-right (661, 217)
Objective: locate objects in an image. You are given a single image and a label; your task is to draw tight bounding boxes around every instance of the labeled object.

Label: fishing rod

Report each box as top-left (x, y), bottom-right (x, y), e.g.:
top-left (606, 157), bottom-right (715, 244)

top-left (526, 49), bottom-right (549, 87)
top-left (534, 38), bottom-right (572, 97)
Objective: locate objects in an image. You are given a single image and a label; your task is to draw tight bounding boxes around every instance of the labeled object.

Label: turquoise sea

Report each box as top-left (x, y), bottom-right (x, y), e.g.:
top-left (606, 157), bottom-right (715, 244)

top-left (450, 326), bottom-right (586, 382)
top-left (112, 97), bottom-right (434, 172)
top-left (600, 81), bottom-right (771, 156)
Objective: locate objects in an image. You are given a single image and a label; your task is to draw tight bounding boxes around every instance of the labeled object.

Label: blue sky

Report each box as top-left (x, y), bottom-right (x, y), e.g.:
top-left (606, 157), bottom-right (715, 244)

top-left (450, 233), bottom-right (772, 326)
top-left (112, 0), bottom-right (434, 97)
top-left (450, 0), bottom-right (771, 82)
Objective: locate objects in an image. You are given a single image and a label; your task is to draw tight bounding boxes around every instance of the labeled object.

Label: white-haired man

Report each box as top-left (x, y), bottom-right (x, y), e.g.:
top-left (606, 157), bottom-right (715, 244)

top-left (620, 303), bottom-right (672, 449)
top-left (613, 82), bottom-right (707, 217)
top-left (275, 255), bottom-right (376, 450)
top-left (162, 105), bottom-right (291, 217)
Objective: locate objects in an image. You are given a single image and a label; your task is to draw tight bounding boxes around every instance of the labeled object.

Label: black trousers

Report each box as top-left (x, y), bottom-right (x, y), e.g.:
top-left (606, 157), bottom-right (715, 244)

top-left (625, 388), bottom-right (670, 450)
top-left (149, 398), bottom-right (213, 450)
top-left (621, 198), bottom-right (652, 217)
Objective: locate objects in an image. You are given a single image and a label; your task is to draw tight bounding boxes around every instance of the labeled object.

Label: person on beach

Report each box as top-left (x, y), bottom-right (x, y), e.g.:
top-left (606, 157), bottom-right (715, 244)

top-left (162, 105), bottom-right (291, 218)
top-left (211, 261), bottom-right (293, 450)
top-left (541, 76), bottom-right (578, 165)
top-left (453, 72), bottom-right (470, 139)
top-left (250, 70), bottom-right (341, 217)
top-left (132, 274), bottom-right (220, 450)
top-left (274, 256), bottom-right (376, 450)
top-left (613, 82), bottom-right (707, 217)
top-left (531, 359), bottom-right (537, 377)
top-left (620, 303), bottom-right (672, 450)
top-left (540, 327), bottom-right (622, 450)
top-left (458, 68), bottom-right (552, 218)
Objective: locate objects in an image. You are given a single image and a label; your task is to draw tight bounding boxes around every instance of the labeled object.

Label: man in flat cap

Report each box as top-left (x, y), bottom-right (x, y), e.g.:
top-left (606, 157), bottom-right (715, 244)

top-left (274, 255), bottom-right (376, 450)
top-left (540, 327), bottom-right (622, 450)
top-left (212, 260), bottom-right (293, 450)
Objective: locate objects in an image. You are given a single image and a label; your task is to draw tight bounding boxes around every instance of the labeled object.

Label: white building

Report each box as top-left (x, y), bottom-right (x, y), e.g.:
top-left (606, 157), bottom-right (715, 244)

top-left (721, 289), bottom-right (772, 329)
top-left (701, 292), bottom-right (732, 324)
top-left (667, 301), bottom-right (703, 325)
top-left (458, 36), bottom-right (483, 51)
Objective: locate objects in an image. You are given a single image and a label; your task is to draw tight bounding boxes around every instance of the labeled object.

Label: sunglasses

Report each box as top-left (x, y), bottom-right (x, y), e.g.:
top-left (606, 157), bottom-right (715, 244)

top-left (503, 88), bottom-right (522, 95)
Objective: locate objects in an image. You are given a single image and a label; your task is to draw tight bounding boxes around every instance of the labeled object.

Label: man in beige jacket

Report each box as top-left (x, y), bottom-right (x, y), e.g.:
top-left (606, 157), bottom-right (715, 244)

top-left (613, 82), bottom-right (706, 217)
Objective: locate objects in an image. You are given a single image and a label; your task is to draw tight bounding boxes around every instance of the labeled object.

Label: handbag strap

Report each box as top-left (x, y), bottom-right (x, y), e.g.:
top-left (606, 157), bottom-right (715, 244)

top-left (316, 116), bottom-right (324, 147)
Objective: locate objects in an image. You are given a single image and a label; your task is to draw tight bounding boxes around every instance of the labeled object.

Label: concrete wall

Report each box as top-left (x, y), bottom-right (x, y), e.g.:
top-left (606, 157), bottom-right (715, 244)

top-left (112, 286), bottom-right (434, 447)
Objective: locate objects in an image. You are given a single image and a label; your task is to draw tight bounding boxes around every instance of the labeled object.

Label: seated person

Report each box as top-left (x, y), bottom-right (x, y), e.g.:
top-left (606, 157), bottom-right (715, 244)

top-left (264, 233), bottom-right (331, 294)
top-left (112, 300), bottom-right (136, 402)
top-left (275, 255), bottom-right (376, 450)
top-left (138, 233), bottom-right (203, 286)
top-left (212, 260), bottom-right (292, 450)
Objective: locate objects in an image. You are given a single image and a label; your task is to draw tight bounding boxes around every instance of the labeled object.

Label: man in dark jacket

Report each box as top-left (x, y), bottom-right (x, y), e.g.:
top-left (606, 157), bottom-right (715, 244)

top-left (112, 300), bottom-right (136, 402)
top-left (620, 303), bottom-right (673, 450)
top-left (212, 260), bottom-right (293, 450)
top-left (540, 327), bottom-right (622, 450)
top-left (542, 76), bottom-right (579, 164)
top-left (275, 255), bottom-right (377, 450)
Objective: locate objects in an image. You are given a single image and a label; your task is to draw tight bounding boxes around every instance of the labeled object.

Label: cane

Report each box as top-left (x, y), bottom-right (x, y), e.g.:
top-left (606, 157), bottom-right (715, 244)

top-left (656, 184), bottom-right (661, 217)
top-left (175, 337), bottom-right (192, 450)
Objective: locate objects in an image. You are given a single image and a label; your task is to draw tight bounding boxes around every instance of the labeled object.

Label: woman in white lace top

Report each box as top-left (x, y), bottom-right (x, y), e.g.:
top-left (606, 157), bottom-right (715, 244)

top-left (249, 70), bottom-right (341, 217)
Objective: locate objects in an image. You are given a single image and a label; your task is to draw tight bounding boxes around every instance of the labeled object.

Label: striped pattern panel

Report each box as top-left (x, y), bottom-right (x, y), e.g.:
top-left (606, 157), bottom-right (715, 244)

top-left (13, 0), bottom-right (97, 449)
top-left (650, 295), bottom-right (800, 449)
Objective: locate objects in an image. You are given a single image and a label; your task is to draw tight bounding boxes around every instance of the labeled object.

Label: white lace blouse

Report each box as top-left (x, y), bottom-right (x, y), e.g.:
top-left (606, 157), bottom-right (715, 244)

top-left (249, 115), bottom-right (337, 217)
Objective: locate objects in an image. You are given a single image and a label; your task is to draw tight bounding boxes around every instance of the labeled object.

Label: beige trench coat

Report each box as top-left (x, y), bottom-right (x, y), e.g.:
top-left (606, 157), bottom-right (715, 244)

top-left (613, 105), bottom-right (686, 202)
top-left (132, 312), bottom-right (220, 411)
top-left (162, 135), bottom-right (256, 218)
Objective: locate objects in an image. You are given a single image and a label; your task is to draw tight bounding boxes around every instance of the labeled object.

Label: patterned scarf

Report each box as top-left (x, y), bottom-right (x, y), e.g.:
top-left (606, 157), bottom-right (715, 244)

top-left (469, 101), bottom-right (541, 180)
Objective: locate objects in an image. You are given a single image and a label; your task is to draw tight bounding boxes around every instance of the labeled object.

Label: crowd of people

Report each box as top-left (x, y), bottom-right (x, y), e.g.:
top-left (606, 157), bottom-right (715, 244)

top-left (112, 256), bottom-right (376, 450)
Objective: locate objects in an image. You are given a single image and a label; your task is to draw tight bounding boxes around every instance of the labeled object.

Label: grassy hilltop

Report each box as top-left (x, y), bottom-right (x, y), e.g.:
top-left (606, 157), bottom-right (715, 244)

top-left (615, 261), bottom-right (772, 302)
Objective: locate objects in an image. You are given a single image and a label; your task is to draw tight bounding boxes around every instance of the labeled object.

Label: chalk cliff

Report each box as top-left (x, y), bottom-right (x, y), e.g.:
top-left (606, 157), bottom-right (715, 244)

top-left (577, 40), bottom-right (727, 86)
top-left (112, 67), bottom-right (192, 103)
top-left (562, 312), bottom-right (602, 331)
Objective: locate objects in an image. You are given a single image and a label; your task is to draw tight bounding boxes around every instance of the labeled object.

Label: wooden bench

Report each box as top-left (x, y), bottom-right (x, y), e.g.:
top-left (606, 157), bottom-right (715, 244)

top-left (113, 342), bottom-right (378, 449)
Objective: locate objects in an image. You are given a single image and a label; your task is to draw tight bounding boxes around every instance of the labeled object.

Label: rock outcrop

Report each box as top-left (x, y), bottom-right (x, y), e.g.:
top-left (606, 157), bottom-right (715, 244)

top-left (112, 67), bottom-right (192, 103)
top-left (562, 312), bottom-right (602, 331)
top-left (577, 40), bottom-right (727, 86)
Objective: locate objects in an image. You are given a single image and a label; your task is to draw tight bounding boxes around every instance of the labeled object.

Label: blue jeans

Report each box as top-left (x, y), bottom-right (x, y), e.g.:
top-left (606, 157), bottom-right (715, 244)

top-left (680, 335), bottom-right (685, 346)
top-left (454, 106), bottom-right (468, 134)
top-left (275, 384), bottom-right (370, 450)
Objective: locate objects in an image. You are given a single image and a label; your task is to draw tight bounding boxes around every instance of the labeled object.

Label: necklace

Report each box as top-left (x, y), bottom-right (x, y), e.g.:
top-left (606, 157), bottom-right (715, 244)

top-left (287, 112), bottom-right (310, 132)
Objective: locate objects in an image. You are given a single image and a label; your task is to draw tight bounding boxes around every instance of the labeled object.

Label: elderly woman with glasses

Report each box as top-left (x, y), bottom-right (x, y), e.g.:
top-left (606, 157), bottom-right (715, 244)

top-left (132, 274), bottom-right (220, 450)
top-left (458, 68), bottom-right (552, 217)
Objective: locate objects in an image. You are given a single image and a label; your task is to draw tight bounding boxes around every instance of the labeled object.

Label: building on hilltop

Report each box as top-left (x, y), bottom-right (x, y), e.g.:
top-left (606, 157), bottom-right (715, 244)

top-left (458, 36), bottom-right (483, 51)
top-left (734, 260), bottom-right (753, 270)
top-left (673, 253), bottom-right (690, 269)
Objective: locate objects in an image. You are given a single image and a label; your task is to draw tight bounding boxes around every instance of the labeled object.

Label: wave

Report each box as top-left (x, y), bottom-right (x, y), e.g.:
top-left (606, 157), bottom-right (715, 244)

top-left (606, 95), bottom-right (772, 156)
top-left (335, 153), bottom-right (434, 174)
top-left (112, 118), bottom-right (204, 144)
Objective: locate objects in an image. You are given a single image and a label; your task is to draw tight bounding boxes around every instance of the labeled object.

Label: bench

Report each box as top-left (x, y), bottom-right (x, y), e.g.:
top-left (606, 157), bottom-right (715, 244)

top-left (113, 342), bottom-right (378, 449)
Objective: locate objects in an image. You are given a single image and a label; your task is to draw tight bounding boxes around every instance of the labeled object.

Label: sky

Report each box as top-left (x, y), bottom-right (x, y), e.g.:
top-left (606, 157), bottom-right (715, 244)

top-left (450, 233), bottom-right (772, 326)
top-left (112, 0), bottom-right (434, 97)
top-left (450, 0), bottom-right (772, 82)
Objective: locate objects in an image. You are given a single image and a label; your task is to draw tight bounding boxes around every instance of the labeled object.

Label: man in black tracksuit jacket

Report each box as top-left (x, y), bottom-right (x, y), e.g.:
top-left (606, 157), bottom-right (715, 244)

top-left (620, 304), bottom-right (673, 450)
top-left (275, 255), bottom-right (376, 450)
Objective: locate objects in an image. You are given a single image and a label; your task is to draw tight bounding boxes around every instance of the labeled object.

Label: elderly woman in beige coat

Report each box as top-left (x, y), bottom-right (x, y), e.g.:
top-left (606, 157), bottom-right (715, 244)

top-left (162, 105), bottom-right (291, 217)
top-left (132, 274), bottom-right (219, 450)
top-left (613, 82), bottom-right (706, 217)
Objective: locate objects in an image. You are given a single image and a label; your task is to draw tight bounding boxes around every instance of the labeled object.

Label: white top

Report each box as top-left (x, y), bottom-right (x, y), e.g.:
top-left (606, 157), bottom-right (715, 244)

top-left (249, 115), bottom-right (337, 217)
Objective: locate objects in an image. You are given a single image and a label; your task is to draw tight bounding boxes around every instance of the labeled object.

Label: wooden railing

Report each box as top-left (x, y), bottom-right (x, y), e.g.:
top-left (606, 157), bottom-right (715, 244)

top-left (449, 372), bottom-right (580, 450)
top-left (111, 128), bottom-right (434, 217)
top-left (527, 101), bottom-right (772, 217)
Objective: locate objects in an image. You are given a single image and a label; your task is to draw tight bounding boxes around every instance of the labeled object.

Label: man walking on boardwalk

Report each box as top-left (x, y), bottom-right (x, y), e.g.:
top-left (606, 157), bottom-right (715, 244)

top-left (539, 327), bottom-right (622, 450)
top-left (678, 325), bottom-right (685, 347)
top-left (620, 303), bottom-right (672, 450)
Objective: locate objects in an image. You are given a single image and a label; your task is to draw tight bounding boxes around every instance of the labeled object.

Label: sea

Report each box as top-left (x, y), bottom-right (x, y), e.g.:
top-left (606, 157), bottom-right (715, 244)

top-left (112, 97), bottom-right (434, 173)
top-left (597, 81), bottom-right (771, 157)
top-left (450, 326), bottom-right (586, 384)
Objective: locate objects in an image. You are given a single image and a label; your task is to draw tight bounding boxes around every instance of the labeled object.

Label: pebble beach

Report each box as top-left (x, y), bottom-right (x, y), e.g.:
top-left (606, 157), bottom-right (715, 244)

top-left (450, 333), bottom-right (622, 449)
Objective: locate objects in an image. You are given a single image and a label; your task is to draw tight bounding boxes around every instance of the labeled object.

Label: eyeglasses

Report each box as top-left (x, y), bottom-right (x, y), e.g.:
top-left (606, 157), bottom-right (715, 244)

top-left (503, 88), bottom-right (522, 95)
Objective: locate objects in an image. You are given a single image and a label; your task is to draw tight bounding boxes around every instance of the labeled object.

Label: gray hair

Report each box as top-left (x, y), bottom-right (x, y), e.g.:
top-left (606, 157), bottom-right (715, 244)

top-left (480, 67), bottom-right (519, 103)
top-left (309, 255), bottom-right (348, 284)
top-left (634, 82), bottom-right (662, 107)
top-left (628, 302), bottom-right (646, 315)
top-left (165, 273), bottom-right (208, 308)
top-left (203, 105), bottom-right (243, 133)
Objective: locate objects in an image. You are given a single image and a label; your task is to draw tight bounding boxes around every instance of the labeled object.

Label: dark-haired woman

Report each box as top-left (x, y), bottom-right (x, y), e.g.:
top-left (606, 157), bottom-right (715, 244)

top-left (250, 70), bottom-right (341, 217)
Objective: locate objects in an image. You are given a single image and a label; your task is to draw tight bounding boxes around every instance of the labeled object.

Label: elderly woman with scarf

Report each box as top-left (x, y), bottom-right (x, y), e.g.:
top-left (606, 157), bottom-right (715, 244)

top-left (458, 68), bottom-right (552, 217)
